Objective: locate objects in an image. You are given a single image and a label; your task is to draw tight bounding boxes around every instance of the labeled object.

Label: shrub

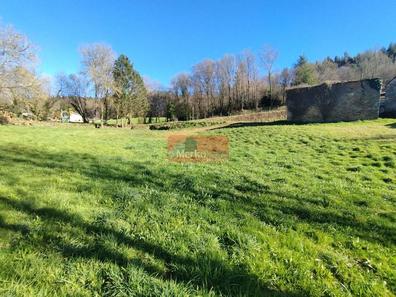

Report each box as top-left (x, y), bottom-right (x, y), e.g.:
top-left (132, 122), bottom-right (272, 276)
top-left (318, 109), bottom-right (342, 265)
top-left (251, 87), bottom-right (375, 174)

top-left (149, 120), bottom-right (226, 130)
top-left (0, 112), bottom-right (11, 125)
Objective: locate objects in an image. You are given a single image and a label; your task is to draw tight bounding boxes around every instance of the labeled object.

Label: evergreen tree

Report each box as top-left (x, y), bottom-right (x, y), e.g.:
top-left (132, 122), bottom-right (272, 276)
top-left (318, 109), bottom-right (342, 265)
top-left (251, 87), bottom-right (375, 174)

top-left (113, 54), bottom-right (148, 126)
top-left (293, 55), bottom-right (318, 86)
top-left (343, 52), bottom-right (355, 65)
top-left (387, 43), bottom-right (396, 63)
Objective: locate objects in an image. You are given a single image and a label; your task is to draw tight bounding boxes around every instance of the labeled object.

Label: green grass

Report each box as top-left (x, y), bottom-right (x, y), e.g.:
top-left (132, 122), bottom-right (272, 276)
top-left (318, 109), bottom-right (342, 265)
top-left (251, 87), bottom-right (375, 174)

top-left (0, 119), bottom-right (395, 296)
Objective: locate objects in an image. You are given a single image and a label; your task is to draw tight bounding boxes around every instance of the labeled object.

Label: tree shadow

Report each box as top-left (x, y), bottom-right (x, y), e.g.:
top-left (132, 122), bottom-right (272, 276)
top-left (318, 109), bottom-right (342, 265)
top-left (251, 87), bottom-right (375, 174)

top-left (214, 176), bottom-right (396, 246)
top-left (0, 195), bottom-right (298, 297)
top-left (211, 120), bottom-right (313, 130)
top-left (1, 144), bottom-right (394, 247)
top-left (1, 144), bottom-right (394, 246)
top-left (0, 214), bottom-right (30, 235)
top-left (385, 122), bottom-right (396, 129)
top-left (0, 143), bottom-right (394, 294)
top-left (0, 144), bottom-right (164, 191)
top-left (0, 144), bottom-right (308, 296)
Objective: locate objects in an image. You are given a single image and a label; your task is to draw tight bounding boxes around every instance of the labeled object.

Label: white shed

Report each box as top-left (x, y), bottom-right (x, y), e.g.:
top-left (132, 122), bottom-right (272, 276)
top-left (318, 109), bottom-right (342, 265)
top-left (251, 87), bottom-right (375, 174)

top-left (69, 112), bottom-right (83, 123)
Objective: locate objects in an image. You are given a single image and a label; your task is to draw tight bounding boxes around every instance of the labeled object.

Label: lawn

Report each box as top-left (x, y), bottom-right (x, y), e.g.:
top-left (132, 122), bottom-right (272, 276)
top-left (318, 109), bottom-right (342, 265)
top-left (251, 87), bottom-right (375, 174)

top-left (0, 119), bottom-right (395, 296)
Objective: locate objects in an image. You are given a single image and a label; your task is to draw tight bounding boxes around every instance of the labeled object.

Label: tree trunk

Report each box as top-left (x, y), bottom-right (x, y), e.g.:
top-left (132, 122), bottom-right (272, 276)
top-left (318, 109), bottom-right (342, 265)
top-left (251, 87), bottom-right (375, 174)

top-left (128, 114), bottom-right (133, 127)
top-left (116, 111), bottom-right (119, 128)
top-left (100, 103), bottom-right (104, 128)
top-left (268, 71), bottom-right (272, 109)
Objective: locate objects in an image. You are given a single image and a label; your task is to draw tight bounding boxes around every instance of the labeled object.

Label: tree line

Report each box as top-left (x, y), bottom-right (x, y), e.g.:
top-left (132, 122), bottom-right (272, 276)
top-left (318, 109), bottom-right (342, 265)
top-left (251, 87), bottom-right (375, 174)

top-left (1, 21), bottom-right (396, 124)
top-left (162, 44), bottom-right (396, 120)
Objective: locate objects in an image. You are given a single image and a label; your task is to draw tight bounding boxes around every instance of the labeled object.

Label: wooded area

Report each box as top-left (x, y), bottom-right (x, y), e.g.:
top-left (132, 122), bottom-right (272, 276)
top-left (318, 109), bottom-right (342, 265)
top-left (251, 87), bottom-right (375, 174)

top-left (1, 21), bottom-right (396, 125)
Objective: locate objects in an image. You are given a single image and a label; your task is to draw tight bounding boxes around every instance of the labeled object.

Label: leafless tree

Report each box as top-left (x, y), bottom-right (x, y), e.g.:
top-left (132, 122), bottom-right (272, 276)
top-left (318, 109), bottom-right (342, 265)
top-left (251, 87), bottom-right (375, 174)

top-left (191, 60), bottom-right (216, 118)
top-left (217, 54), bottom-right (237, 114)
top-left (337, 65), bottom-right (360, 82)
top-left (171, 73), bottom-right (192, 119)
top-left (56, 73), bottom-right (92, 123)
top-left (241, 50), bottom-right (259, 110)
top-left (235, 56), bottom-right (247, 111)
top-left (260, 45), bottom-right (278, 107)
top-left (316, 59), bottom-right (339, 82)
top-left (0, 23), bottom-right (43, 106)
top-left (80, 43), bottom-right (115, 126)
top-left (279, 68), bottom-right (293, 104)
top-left (357, 50), bottom-right (396, 81)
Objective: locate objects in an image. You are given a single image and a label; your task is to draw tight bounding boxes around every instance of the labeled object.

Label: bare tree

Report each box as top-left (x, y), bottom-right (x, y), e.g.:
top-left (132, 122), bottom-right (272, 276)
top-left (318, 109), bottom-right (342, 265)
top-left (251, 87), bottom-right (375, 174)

top-left (336, 65), bottom-right (360, 82)
top-left (315, 59), bottom-right (339, 82)
top-left (279, 68), bottom-right (293, 104)
top-left (80, 43), bottom-right (115, 126)
top-left (147, 90), bottom-right (167, 123)
top-left (26, 75), bottom-right (54, 120)
top-left (217, 54), bottom-right (237, 114)
top-left (56, 73), bottom-right (92, 123)
top-left (357, 50), bottom-right (396, 81)
top-left (191, 60), bottom-right (216, 118)
top-left (144, 77), bottom-right (166, 123)
top-left (0, 22), bottom-right (43, 106)
top-left (171, 73), bottom-right (192, 119)
top-left (241, 50), bottom-right (259, 110)
top-left (260, 45), bottom-right (278, 108)
top-left (235, 56), bottom-right (247, 111)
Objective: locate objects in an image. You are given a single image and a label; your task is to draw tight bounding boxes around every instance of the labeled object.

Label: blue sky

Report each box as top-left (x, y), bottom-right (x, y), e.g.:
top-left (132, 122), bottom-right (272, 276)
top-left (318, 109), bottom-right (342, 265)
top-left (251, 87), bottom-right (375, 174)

top-left (1, 0), bottom-right (396, 86)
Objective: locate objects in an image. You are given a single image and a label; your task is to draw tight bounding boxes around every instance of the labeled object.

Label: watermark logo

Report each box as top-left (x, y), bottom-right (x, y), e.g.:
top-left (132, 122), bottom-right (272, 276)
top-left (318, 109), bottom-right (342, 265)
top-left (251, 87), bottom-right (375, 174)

top-left (168, 135), bottom-right (229, 163)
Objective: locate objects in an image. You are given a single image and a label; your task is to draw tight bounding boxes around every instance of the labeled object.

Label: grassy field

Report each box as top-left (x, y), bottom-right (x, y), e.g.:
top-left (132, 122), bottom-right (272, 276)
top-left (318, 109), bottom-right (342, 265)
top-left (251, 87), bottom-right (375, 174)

top-left (0, 119), bottom-right (395, 296)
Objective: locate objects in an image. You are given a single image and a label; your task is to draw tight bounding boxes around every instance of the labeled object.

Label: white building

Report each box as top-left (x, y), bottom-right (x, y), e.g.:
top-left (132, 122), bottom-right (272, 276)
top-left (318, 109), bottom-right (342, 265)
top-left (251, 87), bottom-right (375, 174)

top-left (69, 112), bottom-right (84, 123)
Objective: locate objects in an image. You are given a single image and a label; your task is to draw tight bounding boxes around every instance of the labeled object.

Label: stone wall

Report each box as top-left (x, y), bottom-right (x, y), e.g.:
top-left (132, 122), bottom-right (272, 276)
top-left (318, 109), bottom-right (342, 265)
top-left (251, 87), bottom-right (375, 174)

top-left (381, 77), bottom-right (396, 117)
top-left (286, 79), bottom-right (381, 123)
top-left (386, 78), bottom-right (396, 100)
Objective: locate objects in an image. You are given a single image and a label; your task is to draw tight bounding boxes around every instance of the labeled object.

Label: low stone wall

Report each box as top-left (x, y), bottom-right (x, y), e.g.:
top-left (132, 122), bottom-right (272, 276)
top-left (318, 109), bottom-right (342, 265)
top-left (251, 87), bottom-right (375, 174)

top-left (286, 79), bottom-right (381, 123)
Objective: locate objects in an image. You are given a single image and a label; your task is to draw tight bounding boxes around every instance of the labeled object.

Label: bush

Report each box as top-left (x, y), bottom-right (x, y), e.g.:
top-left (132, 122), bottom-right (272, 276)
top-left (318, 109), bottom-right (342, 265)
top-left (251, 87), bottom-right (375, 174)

top-left (0, 112), bottom-right (11, 125)
top-left (149, 120), bottom-right (226, 130)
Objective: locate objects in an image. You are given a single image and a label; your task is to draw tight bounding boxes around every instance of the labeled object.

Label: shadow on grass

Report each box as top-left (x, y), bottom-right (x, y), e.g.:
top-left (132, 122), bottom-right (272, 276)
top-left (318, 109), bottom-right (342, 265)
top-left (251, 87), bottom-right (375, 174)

top-left (0, 145), bottom-right (303, 296)
top-left (0, 144), bottom-right (395, 294)
top-left (209, 120), bottom-right (321, 130)
top-left (0, 195), bottom-right (296, 297)
top-left (211, 120), bottom-right (290, 130)
top-left (0, 214), bottom-right (30, 235)
top-left (385, 122), bottom-right (396, 129)
top-left (220, 175), bottom-right (396, 246)
top-left (0, 144), bottom-right (395, 245)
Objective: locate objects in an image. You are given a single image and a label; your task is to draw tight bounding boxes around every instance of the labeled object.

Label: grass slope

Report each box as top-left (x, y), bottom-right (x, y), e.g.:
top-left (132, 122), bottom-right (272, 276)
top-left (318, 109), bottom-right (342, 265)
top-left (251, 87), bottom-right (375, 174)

top-left (0, 119), bottom-right (395, 296)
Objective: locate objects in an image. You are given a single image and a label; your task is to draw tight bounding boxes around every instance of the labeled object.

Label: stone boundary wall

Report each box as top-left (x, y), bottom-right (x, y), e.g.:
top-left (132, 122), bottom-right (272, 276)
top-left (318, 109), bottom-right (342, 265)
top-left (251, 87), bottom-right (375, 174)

top-left (381, 77), bottom-right (396, 117)
top-left (385, 77), bottom-right (396, 101)
top-left (286, 79), bottom-right (381, 123)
